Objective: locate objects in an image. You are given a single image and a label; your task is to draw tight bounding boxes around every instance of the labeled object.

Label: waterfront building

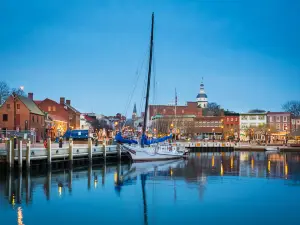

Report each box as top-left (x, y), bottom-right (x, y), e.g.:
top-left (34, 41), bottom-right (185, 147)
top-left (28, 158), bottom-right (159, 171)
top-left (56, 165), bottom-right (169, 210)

top-left (239, 111), bottom-right (267, 141)
top-left (224, 111), bottom-right (240, 140)
top-left (291, 116), bottom-right (300, 132)
top-left (193, 116), bottom-right (224, 140)
top-left (267, 112), bottom-right (291, 142)
top-left (0, 93), bottom-right (45, 141)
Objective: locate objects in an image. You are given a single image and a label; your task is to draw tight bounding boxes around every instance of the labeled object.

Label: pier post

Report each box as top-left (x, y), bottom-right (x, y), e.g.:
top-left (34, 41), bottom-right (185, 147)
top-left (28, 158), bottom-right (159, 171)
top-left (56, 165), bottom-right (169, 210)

top-left (8, 138), bottom-right (14, 168)
top-left (88, 137), bottom-right (92, 163)
top-left (46, 169), bottom-right (51, 200)
top-left (26, 140), bottom-right (31, 168)
top-left (102, 163), bottom-right (106, 186)
top-left (103, 139), bottom-right (107, 161)
top-left (47, 137), bottom-right (52, 165)
top-left (69, 138), bottom-right (73, 162)
top-left (18, 139), bottom-right (23, 168)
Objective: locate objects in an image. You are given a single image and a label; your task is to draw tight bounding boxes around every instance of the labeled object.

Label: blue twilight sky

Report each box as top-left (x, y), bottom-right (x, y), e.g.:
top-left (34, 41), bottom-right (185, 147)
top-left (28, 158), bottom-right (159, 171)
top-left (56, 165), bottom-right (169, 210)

top-left (1, 0), bottom-right (300, 116)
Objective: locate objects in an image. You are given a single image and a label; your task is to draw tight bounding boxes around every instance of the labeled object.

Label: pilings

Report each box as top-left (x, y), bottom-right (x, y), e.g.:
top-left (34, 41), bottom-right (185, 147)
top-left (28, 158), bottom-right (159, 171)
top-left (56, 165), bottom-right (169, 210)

top-left (88, 137), bottom-right (92, 163)
top-left (69, 139), bottom-right (73, 162)
top-left (18, 139), bottom-right (22, 168)
top-left (26, 140), bottom-right (31, 168)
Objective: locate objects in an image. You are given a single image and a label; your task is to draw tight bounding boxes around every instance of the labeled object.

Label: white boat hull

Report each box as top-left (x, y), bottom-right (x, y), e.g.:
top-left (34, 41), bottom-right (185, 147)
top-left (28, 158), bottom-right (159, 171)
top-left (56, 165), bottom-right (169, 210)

top-left (121, 144), bottom-right (188, 161)
top-left (265, 147), bottom-right (279, 151)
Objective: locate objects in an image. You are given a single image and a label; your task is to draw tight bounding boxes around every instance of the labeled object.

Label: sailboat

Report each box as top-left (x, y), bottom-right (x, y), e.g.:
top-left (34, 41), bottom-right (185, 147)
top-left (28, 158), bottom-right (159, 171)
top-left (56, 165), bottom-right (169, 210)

top-left (115, 13), bottom-right (188, 161)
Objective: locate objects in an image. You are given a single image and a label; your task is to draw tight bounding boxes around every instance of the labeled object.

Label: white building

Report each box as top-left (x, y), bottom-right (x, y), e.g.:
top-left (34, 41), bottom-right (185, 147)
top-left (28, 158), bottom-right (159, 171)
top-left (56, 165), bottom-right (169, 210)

top-left (80, 114), bottom-right (92, 130)
top-left (196, 80), bottom-right (208, 108)
top-left (239, 112), bottom-right (267, 141)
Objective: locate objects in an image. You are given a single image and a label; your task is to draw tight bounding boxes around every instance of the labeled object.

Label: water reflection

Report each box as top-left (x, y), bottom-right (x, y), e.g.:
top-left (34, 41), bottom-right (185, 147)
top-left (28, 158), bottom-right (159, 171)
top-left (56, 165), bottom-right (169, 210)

top-left (1, 152), bottom-right (300, 224)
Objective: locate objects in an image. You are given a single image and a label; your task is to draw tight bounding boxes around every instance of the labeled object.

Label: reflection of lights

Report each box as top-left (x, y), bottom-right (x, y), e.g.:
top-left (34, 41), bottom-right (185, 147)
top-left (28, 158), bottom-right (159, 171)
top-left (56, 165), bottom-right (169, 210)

top-left (220, 162), bottom-right (224, 176)
top-left (268, 160), bottom-right (271, 173)
top-left (94, 179), bottom-right (98, 189)
top-left (12, 194), bottom-right (15, 207)
top-left (230, 156), bottom-right (234, 169)
top-left (114, 172), bottom-right (118, 183)
top-left (197, 153), bottom-right (200, 158)
top-left (251, 158), bottom-right (254, 169)
top-left (58, 186), bottom-right (62, 196)
top-left (170, 169), bottom-right (173, 176)
top-left (212, 155), bottom-right (215, 167)
top-left (18, 207), bottom-right (24, 225)
top-left (240, 152), bottom-right (249, 161)
top-left (285, 164), bottom-right (288, 177)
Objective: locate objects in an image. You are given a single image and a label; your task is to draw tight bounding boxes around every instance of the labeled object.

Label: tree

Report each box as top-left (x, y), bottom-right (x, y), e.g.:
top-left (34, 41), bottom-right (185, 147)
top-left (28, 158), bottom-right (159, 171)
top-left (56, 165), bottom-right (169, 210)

top-left (282, 101), bottom-right (300, 116)
top-left (207, 102), bottom-right (222, 116)
top-left (91, 119), bottom-right (111, 131)
top-left (11, 87), bottom-right (26, 97)
top-left (0, 81), bottom-right (10, 105)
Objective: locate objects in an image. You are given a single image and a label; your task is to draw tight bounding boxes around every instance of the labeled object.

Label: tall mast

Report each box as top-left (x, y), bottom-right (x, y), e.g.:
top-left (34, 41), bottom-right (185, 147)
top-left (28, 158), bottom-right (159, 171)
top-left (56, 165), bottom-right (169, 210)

top-left (142, 13), bottom-right (154, 146)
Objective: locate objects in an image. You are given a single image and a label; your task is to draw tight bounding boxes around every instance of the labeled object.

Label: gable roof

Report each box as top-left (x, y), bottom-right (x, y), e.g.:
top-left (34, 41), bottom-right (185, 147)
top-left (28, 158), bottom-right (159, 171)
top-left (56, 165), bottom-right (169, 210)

top-left (65, 103), bottom-right (80, 114)
top-left (18, 95), bottom-right (44, 116)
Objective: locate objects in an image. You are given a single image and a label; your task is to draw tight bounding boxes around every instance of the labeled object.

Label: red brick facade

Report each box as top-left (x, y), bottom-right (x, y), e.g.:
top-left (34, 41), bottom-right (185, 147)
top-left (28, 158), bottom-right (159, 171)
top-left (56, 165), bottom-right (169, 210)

top-left (0, 95), bottom-right (45, 141)
top-left (149, 102), bottom-right (202, 119)
top-left (224, 112), bottom-right (240, 139)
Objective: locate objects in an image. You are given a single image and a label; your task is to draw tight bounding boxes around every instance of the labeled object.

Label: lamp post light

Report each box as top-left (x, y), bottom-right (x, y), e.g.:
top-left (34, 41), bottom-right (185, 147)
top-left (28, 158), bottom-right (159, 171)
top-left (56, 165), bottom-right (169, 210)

top-left (284, 126), bottom-right (288, 146)
top-left (212, 128), bottom-right (215, 142)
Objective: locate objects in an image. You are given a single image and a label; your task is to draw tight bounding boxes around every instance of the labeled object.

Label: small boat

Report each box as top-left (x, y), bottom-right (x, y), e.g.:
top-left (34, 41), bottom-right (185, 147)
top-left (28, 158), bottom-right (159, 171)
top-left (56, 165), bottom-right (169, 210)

top-left (115, 13), bottom-right (188, 162)
top-left (265, 146), bottom-right (280, 152)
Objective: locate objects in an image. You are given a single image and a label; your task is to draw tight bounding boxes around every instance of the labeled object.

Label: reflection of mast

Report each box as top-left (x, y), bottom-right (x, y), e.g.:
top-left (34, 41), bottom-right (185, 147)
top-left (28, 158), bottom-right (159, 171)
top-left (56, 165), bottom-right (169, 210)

top-left (141, 174), bottom-right (148, 225)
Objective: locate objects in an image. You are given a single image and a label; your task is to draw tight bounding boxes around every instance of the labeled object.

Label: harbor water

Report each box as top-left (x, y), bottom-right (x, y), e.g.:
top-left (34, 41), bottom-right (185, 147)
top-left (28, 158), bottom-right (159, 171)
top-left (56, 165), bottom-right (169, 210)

top-left (1, 151), bottom-right (300, 225)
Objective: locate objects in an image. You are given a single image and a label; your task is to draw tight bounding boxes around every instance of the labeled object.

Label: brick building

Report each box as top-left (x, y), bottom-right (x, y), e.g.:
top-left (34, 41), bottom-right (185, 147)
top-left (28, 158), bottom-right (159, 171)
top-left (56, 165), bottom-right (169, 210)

top-left (267, 112), bottom-right (291, 141)
top-left (64, 98), bottom-right (81, 130)
top-left (224, 111), bottom-right (240, 140)
top-left (0, 93), bottom-right (45, 141)
top-left (291, 116), bottom-right (300, 132)
top-left (193, 116), bottom-right (224, 140)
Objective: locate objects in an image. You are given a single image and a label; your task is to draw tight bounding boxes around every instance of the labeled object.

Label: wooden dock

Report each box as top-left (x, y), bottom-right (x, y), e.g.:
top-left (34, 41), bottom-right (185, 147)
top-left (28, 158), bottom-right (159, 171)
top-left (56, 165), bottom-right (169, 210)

top-left (0, 138), bottom-right (123, 169)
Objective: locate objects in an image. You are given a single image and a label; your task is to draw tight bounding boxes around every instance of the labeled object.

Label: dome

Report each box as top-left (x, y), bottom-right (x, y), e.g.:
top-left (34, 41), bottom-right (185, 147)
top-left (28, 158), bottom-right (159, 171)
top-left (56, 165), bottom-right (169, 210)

top-left (196, 93), bottom-right (207, 98)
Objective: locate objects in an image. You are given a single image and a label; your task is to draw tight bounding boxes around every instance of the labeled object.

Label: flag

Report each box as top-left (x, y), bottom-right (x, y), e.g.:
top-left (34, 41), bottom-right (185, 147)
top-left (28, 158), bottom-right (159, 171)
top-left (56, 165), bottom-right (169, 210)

top-left (175, 88), bottom-right (177, 106)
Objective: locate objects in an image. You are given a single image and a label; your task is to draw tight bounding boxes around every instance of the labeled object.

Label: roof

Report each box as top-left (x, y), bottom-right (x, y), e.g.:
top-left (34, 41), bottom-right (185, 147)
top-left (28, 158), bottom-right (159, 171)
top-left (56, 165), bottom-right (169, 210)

top-left (18, 95), bottom-right (44, 116)
top-left (34, 100), bottom-right (42, 105)
top-left (65, 103), bottom-right (80, 114)
top-left (196, 93), bottom-right (207, 98)
top-left (84, 115), bottom-right (94, 122)
top-left (48, 114), bottom-right (68, 123)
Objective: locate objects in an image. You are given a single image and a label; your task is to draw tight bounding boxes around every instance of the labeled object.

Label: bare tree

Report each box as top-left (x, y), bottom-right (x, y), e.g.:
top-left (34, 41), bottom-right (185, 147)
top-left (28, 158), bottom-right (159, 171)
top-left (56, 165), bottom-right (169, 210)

top-left (11, 87), bottom-right (26, 97)
top-left (207, 102), bottom-right (222, 116)
top-left (91, 119), bottom-right (111, 131)
top-left (0, 81), bottom-right (10, 105)
top-left (282, 101), bottom-right (300, 116)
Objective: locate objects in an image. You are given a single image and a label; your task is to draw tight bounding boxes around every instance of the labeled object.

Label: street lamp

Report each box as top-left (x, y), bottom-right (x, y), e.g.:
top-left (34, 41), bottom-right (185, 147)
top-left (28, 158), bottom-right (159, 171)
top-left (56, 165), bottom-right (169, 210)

top-left (284, 126), bottom-right (288, 146)
top-left (212, 128), bottom-right (215, 142)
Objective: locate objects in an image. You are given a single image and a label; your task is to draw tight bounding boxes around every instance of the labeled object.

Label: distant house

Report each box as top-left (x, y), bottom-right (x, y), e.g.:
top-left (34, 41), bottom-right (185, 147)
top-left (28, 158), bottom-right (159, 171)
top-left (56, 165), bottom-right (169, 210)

top-left (0, 93), bottom-right (45, 141)
top-left (63, 98), bottom-right (81, 130)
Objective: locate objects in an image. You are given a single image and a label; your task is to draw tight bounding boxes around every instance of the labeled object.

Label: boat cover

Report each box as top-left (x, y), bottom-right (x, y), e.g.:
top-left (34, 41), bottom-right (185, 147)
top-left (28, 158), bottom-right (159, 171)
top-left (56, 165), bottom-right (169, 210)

top-left (115, 132), bottom-right (138, 144)
top-left (141, 133), bottom-right (173, 145)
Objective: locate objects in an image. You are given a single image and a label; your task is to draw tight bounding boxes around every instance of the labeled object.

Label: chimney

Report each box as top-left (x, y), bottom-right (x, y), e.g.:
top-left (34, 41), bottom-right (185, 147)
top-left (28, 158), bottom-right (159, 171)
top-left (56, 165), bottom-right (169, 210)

top-left (60, 97), bottom-right (65, 105)
top-left (28, 93), bottom-right (33, 100)
top-left (66, 100), bottom-right (71, 105)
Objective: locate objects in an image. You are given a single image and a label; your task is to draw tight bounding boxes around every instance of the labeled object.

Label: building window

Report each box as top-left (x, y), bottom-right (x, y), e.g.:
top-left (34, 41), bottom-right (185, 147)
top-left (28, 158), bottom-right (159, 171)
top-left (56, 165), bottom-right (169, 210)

top-left (48, 106), bottom-right (51, 112)
top-left (231, 118), bottom-right (233, 122)
top-left (32, 115), bottom-right (34, 122)
top-left (227, 118), bottom-right (229, 122)
top-left (250, 116), bottom-right (256, 120)
top-left (163, 109), bottom-right (166, 114)
top-left (269, 116), bottom-right (273, 122)
top-left (17, 104), bottom-right (20, 109)
top-left (283, 123), bottom-right (288, 129)
top-left (258, 116), bottom-right (265, 120)
top-left (235, 118), bottom-right (238, 122)
top-left (297, 120), bottom-right (300, 124)
top-left (276, 116), bottom-right (280, 122)
top-left (37, 116), bottom-right (39, 123)
top-left (182, 110), bottom-right (184, 113)
top-left (276, 123), bottom-right (280, 130)
top-left (241, 116), bottom-right (248, 120)
top-left (53, 106), bottom-right (56, 112)
top-left (283, 116), bottom-right (287, 122)
top-left (3, 114), bottom-right (8, 121)
top-left (7, 104), bottom-right (10, 109)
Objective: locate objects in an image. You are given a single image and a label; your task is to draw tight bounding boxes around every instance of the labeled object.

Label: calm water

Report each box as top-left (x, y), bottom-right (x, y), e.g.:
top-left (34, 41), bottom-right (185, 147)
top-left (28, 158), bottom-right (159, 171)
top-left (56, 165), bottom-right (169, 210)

top-left (1, 151), bottom-right (300, 225)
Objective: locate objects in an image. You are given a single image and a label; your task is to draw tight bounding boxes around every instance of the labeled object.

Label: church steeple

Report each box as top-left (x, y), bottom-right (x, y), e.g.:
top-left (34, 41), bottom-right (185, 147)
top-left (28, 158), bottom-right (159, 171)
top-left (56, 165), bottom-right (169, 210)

top-left (196, 78), bottom-right (208, 108)
top-left (132, 103), bottom-right (137, 120)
